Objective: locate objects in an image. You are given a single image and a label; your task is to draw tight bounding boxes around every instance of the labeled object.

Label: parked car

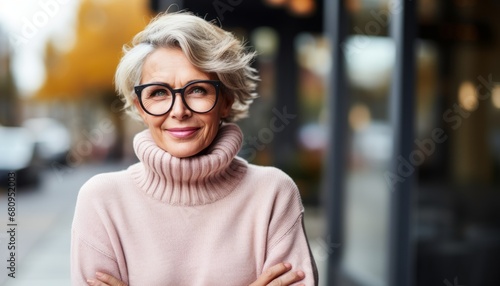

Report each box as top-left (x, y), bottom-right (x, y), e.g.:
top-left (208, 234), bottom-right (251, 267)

top-left (22, 117), bottom-right (71, 165)
top-left (0, 125), bottom-right (40, 187)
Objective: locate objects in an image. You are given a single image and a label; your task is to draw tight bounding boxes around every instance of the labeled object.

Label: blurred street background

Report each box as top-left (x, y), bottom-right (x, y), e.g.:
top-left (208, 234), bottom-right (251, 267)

top-left (0, 163), bottom-right (127, 286)
top-left (1, 0), bottom-right (500, 285)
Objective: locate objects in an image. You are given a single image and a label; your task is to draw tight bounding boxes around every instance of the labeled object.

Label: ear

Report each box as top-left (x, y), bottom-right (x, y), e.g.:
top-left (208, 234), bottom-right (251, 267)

top-left (220, 92), bottom-right (234, 119)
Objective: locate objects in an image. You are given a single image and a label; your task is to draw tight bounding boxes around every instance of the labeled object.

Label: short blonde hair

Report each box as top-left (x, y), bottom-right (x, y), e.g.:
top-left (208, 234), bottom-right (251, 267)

top-left (114, 11), bottom-right (259, 122)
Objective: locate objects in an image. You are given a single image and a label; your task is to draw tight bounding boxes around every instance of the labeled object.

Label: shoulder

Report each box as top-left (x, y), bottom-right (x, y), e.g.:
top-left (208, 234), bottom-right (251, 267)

top-left (73, 169), bottom-right (132, 229)
top-left (80, 170), bottom-right (128, 192)
top-left (246, 164), bottom-right (297, 188)
top-left (243, 163), bottom-right (302, 206)
top-left (77, 170), bottom-right (130, 205)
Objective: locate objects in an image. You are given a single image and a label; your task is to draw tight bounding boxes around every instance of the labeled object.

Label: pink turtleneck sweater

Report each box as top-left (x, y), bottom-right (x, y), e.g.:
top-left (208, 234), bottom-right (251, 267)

top-left (71, 124), bottom-right (318, 286)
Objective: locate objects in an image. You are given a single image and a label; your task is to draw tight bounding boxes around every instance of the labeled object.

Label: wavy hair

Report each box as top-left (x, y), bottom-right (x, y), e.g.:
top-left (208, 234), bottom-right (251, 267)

top-left (114, 11), bottom-right (260, 122)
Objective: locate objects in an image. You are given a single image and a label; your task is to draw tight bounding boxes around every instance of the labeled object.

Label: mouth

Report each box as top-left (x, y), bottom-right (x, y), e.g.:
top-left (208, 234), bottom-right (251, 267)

top-left (166, 127), bottom-right (200, 139)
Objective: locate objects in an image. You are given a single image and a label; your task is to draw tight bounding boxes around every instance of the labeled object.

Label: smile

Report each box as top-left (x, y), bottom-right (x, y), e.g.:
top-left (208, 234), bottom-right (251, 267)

top-left (166, 127), bottom-right (200, 139)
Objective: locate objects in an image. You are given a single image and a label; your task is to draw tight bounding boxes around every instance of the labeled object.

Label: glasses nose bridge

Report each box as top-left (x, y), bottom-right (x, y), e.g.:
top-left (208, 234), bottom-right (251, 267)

top-left (169, 87), bottom-right (189, 112)
top-left (171, 87), bottom-right (185, 98)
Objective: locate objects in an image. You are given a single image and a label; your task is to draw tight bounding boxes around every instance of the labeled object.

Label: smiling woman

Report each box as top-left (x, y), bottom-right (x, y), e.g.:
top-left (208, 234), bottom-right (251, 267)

top-left (71, 11), bottom-right (318, 286)
top-left (132, 47), bottom-right (231, 158)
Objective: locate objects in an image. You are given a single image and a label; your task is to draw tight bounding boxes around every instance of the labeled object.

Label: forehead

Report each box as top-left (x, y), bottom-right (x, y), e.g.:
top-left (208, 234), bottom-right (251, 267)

top-left (140, 47), bottom-right (211, 85)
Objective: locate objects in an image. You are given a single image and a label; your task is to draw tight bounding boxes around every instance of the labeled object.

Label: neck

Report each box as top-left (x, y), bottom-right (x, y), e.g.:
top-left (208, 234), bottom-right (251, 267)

top-left (128, 123), bottom-right (248, 206)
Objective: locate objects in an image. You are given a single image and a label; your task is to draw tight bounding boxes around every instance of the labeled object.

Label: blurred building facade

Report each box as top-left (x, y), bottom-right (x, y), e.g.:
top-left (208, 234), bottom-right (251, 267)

top-left (323, 1), bottom-right (500, 286)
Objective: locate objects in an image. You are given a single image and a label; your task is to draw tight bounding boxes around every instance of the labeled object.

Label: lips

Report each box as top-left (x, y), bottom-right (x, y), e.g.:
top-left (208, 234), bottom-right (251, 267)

top-left (166, 127), bottom-right (200, 139)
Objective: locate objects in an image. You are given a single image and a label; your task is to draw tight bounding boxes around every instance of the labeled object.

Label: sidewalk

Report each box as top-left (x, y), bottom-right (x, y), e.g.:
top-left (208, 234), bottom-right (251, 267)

top-left (0, 163), bottom-right (124, 286)
top-left (2, 214), bottom-right (72, 286)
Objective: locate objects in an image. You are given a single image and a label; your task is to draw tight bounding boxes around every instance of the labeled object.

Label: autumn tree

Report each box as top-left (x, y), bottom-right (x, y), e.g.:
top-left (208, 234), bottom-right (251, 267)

top-left (38, 0), bottom-right (152, 159)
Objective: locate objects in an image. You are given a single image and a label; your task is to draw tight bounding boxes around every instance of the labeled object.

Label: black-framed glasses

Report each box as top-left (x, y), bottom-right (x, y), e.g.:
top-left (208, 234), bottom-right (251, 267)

top-left (134, 80), bottom-right (221, 116)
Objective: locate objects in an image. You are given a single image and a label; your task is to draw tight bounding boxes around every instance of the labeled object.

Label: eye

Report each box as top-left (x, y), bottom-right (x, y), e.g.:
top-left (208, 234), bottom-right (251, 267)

top-left (151, 89), bottom-right (168, 97)
top-left (147, 87), bottom-right (170, 99)
top-left (186, 85), bottom-right (208, 96)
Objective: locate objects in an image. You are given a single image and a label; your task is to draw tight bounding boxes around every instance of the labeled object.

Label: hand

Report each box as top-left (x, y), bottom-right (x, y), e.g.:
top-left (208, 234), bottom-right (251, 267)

top-left (86, 272), bottom-right (127, 286)
top-left (86, 263), bottom-right (305, 286)
top-left (250, 262), bottom-right (305, 286)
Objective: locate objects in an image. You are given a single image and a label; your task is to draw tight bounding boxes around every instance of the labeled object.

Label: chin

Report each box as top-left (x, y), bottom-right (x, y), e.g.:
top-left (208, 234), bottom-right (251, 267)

top-left (156, 135), bottom-right (211, 158)
top-left (167, 146), bottom-right (202, 158)
top-left (171, 152), bottom-right (195, 158)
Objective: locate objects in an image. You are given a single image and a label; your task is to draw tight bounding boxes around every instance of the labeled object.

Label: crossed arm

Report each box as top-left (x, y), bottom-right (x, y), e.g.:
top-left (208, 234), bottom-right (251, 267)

top-left (86, 262), bottom-right (306, 286)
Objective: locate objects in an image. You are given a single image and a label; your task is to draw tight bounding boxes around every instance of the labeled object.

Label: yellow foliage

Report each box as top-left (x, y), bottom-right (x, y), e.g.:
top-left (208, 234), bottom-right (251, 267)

top-left (37, 0), bottom-right (152, 100)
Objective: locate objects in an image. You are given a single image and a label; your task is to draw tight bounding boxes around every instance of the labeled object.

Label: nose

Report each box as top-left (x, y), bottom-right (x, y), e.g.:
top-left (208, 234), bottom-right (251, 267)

top-left (169, 92), bottom-right (192, 120)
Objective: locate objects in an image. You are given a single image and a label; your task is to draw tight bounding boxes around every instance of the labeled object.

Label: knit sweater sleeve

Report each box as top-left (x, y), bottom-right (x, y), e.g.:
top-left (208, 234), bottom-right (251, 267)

top-left (71, 174), bottom-right (128, 286)
top-left (261, 170), bottom-right (319, 286)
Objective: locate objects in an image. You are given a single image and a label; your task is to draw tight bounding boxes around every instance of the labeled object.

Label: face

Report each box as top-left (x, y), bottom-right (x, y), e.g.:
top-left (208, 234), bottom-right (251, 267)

top-left (135, 47), bottom-right (233, 158)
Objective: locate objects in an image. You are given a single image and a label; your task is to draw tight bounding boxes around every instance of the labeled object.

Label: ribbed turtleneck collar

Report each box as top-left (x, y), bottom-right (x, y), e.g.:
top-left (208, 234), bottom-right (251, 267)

top-left (128, 123), bottom-right (248, 206)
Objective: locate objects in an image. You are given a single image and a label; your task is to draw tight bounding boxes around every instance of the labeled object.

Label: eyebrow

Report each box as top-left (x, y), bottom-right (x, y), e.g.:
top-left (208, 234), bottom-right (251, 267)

top-left (140, 79), bottom-right (212, 88)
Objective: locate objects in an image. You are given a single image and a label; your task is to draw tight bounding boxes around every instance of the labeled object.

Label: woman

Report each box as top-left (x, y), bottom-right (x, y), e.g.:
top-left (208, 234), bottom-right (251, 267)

top-left (71, 11), bottom-right (318, 286)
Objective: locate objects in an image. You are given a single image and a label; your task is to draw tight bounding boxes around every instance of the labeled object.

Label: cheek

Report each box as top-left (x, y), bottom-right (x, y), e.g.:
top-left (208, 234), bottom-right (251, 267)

top-left (209, 110), bottom-right (224, 127)
top-left (201, 114), bottom-right (220, 131)
top-left (200, 114), bottom-right (222, 139)
top-left (144, 115), bottom-right (165, 129)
